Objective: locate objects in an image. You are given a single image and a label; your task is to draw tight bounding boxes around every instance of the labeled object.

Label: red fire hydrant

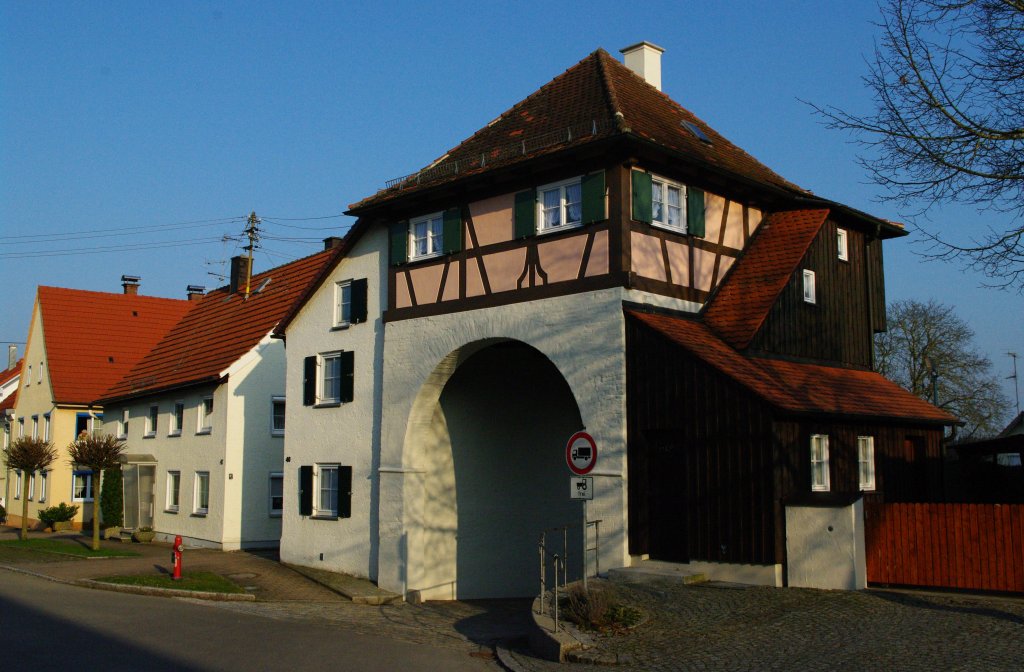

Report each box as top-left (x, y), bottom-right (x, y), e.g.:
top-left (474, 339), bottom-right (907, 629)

top-left (171, 535), bottom-right (184, 581)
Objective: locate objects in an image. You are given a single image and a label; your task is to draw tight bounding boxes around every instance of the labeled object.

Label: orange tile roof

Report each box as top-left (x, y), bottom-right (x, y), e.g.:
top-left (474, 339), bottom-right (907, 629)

top-left (0, 389), bottom-right (16, 413)
top-left (703, 209), bottom-right (829, 349)
top-left (628, 310), bottom-right (957, 424)
top-left (101, 248), bottom-right (337, 402)
top-left (37, 287), bottom-right (192, 405)
top-left (350, 49), bottom-right (805, 212)
top-left (0, 359), bottom-right (22, 388)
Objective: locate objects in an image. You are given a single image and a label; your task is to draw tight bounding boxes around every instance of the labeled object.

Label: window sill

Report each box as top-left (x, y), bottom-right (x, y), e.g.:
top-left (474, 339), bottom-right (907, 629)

top-left (271, 432), bottom-right (285, 438)
top-left (196, 428), bottom-right (212, 435)
top-left (269, 512), bottom-right (283, 518)
top-left (116, 435), bottom-right (127, 440)
top-left (331, 324), bottom-right (351, 332)
top-left (311, 514), bottom-right (339, 520)
top-left (143, 433), bottom-right (156, 439)
top-left (313, 402), bottom-right (341, 409)
top-left (650, 221), bottom-right (688, 236)
top-left (536, 222), bottom-right (584, 237)
top-left (408, 251), bottom-right (445, 264)
top-left (165, 509), bottom-right (179, 514)
top-left (191, 512), bottom-right (208, 518)
top-left (168, 431), bottom-right (181, 438)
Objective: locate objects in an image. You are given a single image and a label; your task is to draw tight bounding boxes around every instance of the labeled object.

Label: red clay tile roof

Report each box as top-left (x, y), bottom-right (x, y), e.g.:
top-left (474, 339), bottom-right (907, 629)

top-left (0, 359), bottom-right (22, 388)
top-left (101, 249), bottom-right (337, 402)
top-left (0, 389), bottom-right (16, 413)
top-left (349, 49), bottom-right (805, 211)
top-left (703, 209), bottom-right (829, 349)
top-left (35, 287), bottom-right (192, 405)
top-left (628, 310), bottom-right (957, 424)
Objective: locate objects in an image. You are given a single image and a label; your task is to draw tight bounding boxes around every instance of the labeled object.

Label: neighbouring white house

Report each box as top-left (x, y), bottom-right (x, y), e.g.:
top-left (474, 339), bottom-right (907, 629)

top-left (1, 350), bottom-right (23, 509)
top-left (98, 250), bottom-right (336, 549)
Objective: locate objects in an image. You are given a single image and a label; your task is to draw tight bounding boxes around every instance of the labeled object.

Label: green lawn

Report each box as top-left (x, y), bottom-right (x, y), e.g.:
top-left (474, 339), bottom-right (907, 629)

top-left (0, 538), bottom-right (140, 559)
top-left (97, 571), bottom-right (245, 594)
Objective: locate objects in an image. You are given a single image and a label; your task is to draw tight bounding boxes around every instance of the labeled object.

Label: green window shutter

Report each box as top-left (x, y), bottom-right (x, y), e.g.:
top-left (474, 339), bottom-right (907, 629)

top-left (631, 171), bottom-right (652, 223)
top-left (302, 356), bottom-right (317, 406)
top-left (687, 187), bottom-right (705, 237)
top-left (442, 208), bottom-right (462, 254)
top-left (298, 466), bottom-right (313, 516)
top-left (340, 350), bottom-right (355, 403)
top-left (514, 189), bottom-right (537, 238)
top-left (581, 171), bottom-right (606, 224)
top-left (389, 222), bottom-right (408, 266)
top-left (350, 278), bottom-right (368, 324)
top-left (338, 466), bottom-right (353, 519)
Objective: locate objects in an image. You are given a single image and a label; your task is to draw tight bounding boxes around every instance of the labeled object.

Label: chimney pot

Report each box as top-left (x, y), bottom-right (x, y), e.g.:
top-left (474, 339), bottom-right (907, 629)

top-left (121, 275), bottom-right (141, 295)
top-left (323, 236), bottom-right (344, 250)
top-left (620, 41), bottom-right (665, 91)
top-left (187, 285), bottom-right (206, 302)
top-left (7, 345), bottom-right (15, 370)
top-left (229, 256), bottom-right (252, 295)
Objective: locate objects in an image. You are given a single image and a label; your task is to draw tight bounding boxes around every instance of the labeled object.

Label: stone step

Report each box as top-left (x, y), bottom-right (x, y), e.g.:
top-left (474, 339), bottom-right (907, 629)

top-left (607, 563), bottom-right (707, 585)
top-left (283, 563), bottom-right (402, 605)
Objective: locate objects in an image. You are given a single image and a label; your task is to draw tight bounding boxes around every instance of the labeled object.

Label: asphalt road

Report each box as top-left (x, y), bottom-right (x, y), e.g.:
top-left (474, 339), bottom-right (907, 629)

top-left (0, 571), bottom-right (498, 672)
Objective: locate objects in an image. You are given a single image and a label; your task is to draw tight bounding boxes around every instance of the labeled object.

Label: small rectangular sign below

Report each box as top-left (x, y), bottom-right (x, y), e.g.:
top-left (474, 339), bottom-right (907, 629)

top-left (570, 477), bottom-right (593, 500)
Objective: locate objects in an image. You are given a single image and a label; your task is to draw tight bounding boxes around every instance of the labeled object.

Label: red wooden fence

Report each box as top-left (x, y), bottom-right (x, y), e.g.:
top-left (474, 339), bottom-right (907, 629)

top-left (864, 502), bottom-right (1024, 593)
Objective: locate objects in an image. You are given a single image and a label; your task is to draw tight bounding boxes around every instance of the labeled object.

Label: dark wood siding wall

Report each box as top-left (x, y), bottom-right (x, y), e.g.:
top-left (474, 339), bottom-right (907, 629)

top-left (775, 421), bottom-right (945, 505)
top-left (866, 236), bottom-right (887, 334)
top-left (750, 219), bottom-right (875, 367)
top-left (626, 317), bottom-right (779, 565)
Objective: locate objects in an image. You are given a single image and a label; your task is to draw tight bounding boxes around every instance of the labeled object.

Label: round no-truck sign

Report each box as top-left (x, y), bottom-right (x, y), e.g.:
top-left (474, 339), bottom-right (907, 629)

top-left (566, 431), bottom-right (597, 475)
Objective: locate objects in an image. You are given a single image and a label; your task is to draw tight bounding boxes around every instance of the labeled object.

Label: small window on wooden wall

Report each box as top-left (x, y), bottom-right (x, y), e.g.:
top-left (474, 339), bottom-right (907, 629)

top-left (837, 228), bottom-right (849, 261)
top-left (810, 434), bottom-right (830, 491)
top-left (802, 270), bottom-right (816, 304)
top-left (858, 436), bottom-right (875, 491)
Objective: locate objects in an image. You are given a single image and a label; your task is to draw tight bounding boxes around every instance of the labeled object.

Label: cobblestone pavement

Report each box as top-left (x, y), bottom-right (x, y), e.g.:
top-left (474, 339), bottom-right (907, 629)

top-left (502, 579), bottom-right (1024, 672)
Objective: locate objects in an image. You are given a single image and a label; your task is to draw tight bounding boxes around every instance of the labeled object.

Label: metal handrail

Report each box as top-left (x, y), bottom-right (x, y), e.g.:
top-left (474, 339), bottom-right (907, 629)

top-left (536, 518), bottom-right (602, 631)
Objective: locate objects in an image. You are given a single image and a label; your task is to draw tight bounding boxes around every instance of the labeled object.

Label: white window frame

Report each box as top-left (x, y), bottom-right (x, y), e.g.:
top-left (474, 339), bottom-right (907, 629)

top-left (193, 471), bottom-right (210, 515)
top-left (408, 211), bottom-right (444, 261)
top-left (315, 463), bottom-right (340, 518)
top-left (26, 365), bottom-right (31, 386)
top-left (43, 413), bottom-right (50, 442)
top-left (334, 280), bottom-right (353, 328)
top-left (166, 470), bottom-right (181, 512)
top-left (145, 404), bottom-right (158, 438)
top-left (28, 471), bottom-right (35, 500)
top-left (39, 469), bottom-right (47, 503)
top-left (14, 470), bottom-right (21, 499)
top-left (18, 418), bottom-right (24, 438)
top-left (802, 269), bottom-right (816, 304)
top-left (269, 472), bottom-right (284, 517)
top-left (537, 176), bottom-right (583, 234)
top-left (197, 396), bottom-right (213, 434)
top-left (271, 396), bottom-right (285, 436)
top-left (858, 436), bottom-right (876, 491)
top-left (31, 415), bottom-right (38, 439)
top-left (650, 175), bottom-right (687, 234)
top-left (118, 408), bottom-right (129, 439)
top-left (318, 353), bottom-right (342, 405)
top-left (72, 470), bottom-right (94, 502)
top-left (810, 434), bottom-right (830, 492)
top-left (38, 361), bottom-right (44, 385)
top-left (170, 401), bottom-right (184, 436)
top-left (837, 228), bottom-right (849, 261)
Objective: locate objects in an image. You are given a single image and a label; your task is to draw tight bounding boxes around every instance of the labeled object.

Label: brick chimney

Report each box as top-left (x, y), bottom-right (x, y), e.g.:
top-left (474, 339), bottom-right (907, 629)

top-left (323, 236), bottom-right (344, 250)
top-left (620, 41), bottom-right (664, 91)
top-left (229, 256), bottom-right (252, 295)
top-left (7, 345), bottom-right (15, 370)
top-left (186, 285), bottom-right (206, 302)
top-left (121, 275), bottom-right (141, 295)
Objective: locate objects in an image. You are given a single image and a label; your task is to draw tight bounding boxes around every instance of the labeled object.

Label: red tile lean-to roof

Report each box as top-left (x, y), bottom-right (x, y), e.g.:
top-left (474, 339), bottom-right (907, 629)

top-left (36, 287), bottom-right (192, 405)
top-left (628, 310), bottom-right (956, 424)
top-left (703, 209), bottom-right (830, 349)
top-left (0, 359), bottom-right (22, 387)
top-left (100, 248), bottom-right (337, 403)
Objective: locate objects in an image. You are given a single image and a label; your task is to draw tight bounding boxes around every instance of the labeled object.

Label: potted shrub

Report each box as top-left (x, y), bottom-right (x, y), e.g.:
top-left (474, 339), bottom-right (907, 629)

top-left (38, 503), bottom-right (80, 532)
top-left (132, 526), bottom-right (155, 543)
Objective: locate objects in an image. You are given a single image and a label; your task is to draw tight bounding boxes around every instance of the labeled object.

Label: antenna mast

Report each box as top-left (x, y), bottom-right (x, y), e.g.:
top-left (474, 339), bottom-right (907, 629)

top-left (1009, 352), bottom-right (1020, 416)
top-left (243, 211), bottom-right (261, 299)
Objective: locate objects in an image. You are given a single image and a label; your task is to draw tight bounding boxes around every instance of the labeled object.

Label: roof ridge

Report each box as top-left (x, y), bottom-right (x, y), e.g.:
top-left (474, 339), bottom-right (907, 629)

top-left (38, 285), bottom-right (189, 303)
top-left (594, 49), bottom-right (627, 133)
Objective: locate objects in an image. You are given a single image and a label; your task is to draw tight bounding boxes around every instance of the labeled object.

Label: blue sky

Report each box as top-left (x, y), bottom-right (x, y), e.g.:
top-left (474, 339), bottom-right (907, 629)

top-left (1, 1), bottom-right (1021, 421)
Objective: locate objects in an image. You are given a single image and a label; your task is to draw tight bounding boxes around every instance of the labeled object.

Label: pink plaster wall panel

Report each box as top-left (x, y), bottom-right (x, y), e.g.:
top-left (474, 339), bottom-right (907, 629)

top-left (537, 234), bottom-right (587, 284)
top-left (692, 247), bottom-right (717, 292)
top-left (703, 193), bottom-right (725, 243)
top-left (482, 248), bottom-right (527, 293)
top-left (441, 263), bottom-right (461, 302)
top-left (465, 258), bottom-right (486, 298)
top-left (396, 272), bottom-right (412, 309)
top-left (468, 193), bottom-right (515, 248)
top-left (717, 254), bottom-right (736, 283)
top-left (748, 208), bottom-right (763, 236)
top-left (410, 262), bottom-right (446, 305)
top-left (631, 232), bottom-right (668, 282)
top-left (722, 202), bottom-right (747, 249)
top-left (584, 230), bottom-right (609, 277)
top-left (665, 239), bottom-right (690, 287)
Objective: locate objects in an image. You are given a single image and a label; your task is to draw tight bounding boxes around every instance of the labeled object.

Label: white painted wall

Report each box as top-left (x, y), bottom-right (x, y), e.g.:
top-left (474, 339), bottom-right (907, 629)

top-left (279, 228), bottom-right (387, 578)
top-left (785, 500), bottom-right (867, 590)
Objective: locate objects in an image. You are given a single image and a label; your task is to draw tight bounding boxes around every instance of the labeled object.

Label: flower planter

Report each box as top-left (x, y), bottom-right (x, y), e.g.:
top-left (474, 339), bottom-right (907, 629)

top-left (103, 526), bottom-right (122, 540)
top-left (132, 529), bottom-right (155, 543)
top-left (52, 521), bottom-right (73, 532)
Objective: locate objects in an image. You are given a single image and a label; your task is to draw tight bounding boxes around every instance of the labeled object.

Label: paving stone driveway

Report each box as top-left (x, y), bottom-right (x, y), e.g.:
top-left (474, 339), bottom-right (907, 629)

top-left (501, 579), bottom-right (1024, 671)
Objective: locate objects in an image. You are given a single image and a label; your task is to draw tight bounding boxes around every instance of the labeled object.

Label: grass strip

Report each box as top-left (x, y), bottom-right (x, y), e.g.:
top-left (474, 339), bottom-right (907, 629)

top-left (97, 571), bottom-right (245, 594)
top-left (0, 539), bottom-right (140, 558)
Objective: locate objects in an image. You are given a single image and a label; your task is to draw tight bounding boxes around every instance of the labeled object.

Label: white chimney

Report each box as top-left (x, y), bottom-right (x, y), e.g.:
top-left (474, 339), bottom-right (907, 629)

top-left (7, 344), bottom-right (15, 370)
top-left (620, 41), bottom-right (665, 91)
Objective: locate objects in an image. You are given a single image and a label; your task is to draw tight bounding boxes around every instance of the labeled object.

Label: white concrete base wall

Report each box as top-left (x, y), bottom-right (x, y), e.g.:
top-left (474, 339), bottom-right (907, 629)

top-left (786, 500), bottom-right (867, 590)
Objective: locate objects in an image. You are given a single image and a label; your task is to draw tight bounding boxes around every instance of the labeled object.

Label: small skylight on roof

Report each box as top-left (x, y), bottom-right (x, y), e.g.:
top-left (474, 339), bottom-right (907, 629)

top-left (681, 121), bottom-right (712, 144)
top-left (256, 278), bottom-right (272, 293)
